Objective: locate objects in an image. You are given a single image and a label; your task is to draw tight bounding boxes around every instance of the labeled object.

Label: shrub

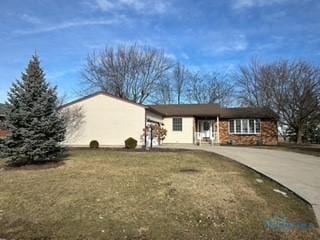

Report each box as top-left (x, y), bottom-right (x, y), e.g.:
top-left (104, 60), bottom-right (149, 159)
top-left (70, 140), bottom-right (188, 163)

top-left (125, 137), bottom-right (137, 149)
top-left (89, 140), bottom-right (99, 148)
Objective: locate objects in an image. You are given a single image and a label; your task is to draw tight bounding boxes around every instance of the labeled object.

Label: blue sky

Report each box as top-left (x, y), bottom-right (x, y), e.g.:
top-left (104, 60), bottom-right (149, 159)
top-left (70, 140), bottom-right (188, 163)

top-left (0, 0), bottom-right (320, 103)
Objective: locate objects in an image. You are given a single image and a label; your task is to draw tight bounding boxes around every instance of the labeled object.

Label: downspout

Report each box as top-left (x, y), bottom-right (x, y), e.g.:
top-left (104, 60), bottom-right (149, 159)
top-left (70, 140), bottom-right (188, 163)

top-left (144, 110), bottom-right (147, 148)
top-left (150, 126), bottom-right (153, 149)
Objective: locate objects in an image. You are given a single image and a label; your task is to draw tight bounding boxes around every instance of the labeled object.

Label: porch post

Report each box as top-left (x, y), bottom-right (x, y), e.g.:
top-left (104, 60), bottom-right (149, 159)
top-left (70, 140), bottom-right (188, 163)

top-left (197, 119), bottom-right (199, 143)
top-left (216, 116), bottom-right (220, 144)
top-left (197, 119), bottom-right (201, 145)
top-left (193, 118), bottom-right (196, 144)
top-left (209, 120), bottom-right (213, 145)
top-left (197, 119), bottom-right (199, 134)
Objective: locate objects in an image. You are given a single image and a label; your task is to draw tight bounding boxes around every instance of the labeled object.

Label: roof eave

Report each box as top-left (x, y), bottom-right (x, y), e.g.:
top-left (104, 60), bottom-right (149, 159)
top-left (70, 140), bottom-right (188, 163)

top-left (60, 91), bottom-right (147, 109)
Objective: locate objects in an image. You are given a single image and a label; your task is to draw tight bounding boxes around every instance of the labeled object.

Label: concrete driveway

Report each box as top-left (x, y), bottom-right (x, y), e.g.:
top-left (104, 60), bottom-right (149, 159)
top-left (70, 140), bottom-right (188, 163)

top-left (161, 144), bottom-right (320, 225)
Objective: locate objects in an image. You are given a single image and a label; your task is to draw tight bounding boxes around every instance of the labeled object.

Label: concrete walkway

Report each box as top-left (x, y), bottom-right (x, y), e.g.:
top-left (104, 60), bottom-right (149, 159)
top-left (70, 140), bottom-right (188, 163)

top-left (161, 144), bottom-right (320, 225)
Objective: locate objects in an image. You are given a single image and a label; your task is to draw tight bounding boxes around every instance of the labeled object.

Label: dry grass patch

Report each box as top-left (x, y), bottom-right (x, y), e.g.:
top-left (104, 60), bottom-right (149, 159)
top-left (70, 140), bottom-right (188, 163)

top-left (0, 149), bottom-right (319, 239)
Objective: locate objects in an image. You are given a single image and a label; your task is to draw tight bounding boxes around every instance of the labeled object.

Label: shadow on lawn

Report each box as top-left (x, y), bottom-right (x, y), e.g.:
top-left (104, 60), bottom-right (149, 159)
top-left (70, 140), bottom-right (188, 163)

top-left (70, 147), bottom-right (195, 153)
top-left (1, 147), bottom-right (195, 171)
top-left (1, 151), bottom-right (69, 171)
top-left (3, 161), bottom-right (66, 171)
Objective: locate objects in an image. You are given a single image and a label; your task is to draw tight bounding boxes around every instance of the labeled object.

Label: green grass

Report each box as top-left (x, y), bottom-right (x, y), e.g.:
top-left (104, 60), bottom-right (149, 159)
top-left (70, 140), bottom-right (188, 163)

top-left (0, 149), bottom-right (319, 239)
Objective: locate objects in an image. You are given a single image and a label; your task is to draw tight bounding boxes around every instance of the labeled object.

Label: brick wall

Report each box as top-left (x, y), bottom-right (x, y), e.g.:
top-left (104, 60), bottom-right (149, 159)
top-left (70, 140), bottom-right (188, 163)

top-left (0, 129), bottom-right (9, 139)
top-left (219, 119), bottom-right (278, 145)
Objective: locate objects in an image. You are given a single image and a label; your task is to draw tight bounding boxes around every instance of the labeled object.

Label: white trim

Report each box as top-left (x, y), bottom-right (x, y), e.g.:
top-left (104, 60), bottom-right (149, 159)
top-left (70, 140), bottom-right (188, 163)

top-left (199, 120), bottom-right (211, 139)
top-left (229, 119), bottom-right (261, 135)
top-left (172, 117), bottom-right (183, 131)
top-left (195, 119), bottom-right (218, 145)
top-left (61, 92), bottom-right (146, 110)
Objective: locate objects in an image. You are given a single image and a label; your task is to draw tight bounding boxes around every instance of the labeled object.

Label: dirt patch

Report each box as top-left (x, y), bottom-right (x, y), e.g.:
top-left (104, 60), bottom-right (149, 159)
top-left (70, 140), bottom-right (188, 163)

top-left (179, 168), bottom-right (201, 173)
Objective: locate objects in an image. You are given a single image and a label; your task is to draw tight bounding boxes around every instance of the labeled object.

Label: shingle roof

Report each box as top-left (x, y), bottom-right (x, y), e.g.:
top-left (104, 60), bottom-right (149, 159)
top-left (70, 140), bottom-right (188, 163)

top-left (220, 107), bottom-right (278, 119)
top-left (61, 91), bottom-right (278, 119)
top-left (149, 104), bottom-right (278, 119)
top-left (148, 104), bottom-right (220, 117)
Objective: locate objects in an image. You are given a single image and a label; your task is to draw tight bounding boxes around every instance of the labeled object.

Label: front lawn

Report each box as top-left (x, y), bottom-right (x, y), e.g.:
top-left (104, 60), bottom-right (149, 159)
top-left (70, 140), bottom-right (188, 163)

top-left (0, 149), bottom-right (319, 239)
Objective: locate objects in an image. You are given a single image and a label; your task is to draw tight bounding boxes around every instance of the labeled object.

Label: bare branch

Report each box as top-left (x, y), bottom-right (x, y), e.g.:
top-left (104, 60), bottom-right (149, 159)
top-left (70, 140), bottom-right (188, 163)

top-left (81, 44), bottom-right (173, 104)
top-left (186, 71), bottom-right (234, 106)
top-left (237, 59), bottom-right (320, 143)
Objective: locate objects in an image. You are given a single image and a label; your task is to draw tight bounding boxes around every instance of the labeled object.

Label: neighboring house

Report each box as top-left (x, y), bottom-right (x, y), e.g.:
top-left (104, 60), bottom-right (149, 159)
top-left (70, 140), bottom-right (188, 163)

top-left (0, 103), bottom-right (8, 139)
top-left (61, 92), bottom-right (278, 147)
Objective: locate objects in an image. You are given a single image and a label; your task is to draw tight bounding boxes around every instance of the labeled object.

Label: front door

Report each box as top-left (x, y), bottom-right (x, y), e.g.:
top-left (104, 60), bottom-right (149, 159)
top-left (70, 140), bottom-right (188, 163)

top-left (201, 121), bottom-right (211, 138)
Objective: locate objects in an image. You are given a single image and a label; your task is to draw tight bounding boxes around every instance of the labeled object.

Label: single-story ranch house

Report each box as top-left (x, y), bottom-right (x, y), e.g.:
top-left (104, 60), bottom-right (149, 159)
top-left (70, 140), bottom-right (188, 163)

top-left (61, 92), bottom-right (278, 147)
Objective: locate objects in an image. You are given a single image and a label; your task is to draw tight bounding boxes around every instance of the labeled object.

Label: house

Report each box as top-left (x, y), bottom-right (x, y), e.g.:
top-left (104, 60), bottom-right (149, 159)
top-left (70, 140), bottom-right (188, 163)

top-left (61, 92), bottom-right (278, 147)
top-left (0, 103), bottom-right (8, 139)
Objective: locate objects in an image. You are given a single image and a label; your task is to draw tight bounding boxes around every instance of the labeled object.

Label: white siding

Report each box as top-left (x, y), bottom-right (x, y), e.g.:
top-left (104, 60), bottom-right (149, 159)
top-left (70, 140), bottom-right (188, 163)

top-left (62, 94), bottom-right (146, 147)
top-left (163, 117), bottom-right (194, 143)
top-left (146, 110), bottom-right (163, 123)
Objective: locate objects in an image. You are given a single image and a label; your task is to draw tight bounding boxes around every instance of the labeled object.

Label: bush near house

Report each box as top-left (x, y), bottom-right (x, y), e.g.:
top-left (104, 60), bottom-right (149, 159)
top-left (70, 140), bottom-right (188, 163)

top-left (125, 137), bottom-right (137, 149)
top-left (89, 140), bottom-right (99, 148)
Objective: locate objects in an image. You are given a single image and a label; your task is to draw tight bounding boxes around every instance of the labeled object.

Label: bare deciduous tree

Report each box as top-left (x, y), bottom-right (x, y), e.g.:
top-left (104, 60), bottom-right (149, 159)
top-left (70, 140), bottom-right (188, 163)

top-left (81, 45), bottom-right (173, 104)
top-left (237, 59), bottom-right (269, 107)
top-left (154, 63), bottom-right (188, 104)
top-left (187, 72), bottom-right (234, 106)
top-left (154, 77), bottom-right (174, 104)
top-left (238, 59), bottom-right (320, 144)
top-left (173, 63), bottom-right (187, 104)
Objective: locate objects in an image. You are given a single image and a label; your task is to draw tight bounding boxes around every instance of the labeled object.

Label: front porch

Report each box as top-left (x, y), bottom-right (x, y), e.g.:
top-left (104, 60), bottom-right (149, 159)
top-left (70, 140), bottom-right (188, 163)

top-left (194, 117), bottom-right (220, 145)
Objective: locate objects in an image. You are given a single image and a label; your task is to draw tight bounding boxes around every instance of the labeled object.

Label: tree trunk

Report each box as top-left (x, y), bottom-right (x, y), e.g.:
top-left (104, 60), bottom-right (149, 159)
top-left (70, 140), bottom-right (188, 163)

top-left (296, 127), bottom-right (303, 144)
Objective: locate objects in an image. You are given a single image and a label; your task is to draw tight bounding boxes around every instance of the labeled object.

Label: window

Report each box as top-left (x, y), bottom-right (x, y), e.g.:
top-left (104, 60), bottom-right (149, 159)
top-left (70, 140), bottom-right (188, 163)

top-left (229, 119), bottom-right (261, 135)
top-left (235, 119), bottom-right (241, 133)
top-left (249, 119), bottom-right (255, 133)
top-left (256, 119), bottom-right (261, 133)
top-left (242, 119), bottom-right (248, 133)
top-left (203, 121), bottom-right (210, 131)
top-left (172, 118), bottom-right (182, 131)
top-left (229, 120), bottom-right (234, 133)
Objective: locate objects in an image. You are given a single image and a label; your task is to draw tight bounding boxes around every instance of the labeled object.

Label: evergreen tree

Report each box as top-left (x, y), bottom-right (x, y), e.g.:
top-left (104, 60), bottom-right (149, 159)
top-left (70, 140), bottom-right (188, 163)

top-left (4, 55), bottom-right (66, 166)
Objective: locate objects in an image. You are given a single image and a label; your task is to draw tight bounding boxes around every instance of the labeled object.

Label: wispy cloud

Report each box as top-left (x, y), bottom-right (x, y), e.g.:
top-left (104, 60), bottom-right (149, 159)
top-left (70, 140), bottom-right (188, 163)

top-left (232, 0), bottom-right (288, 9)
top-left (88, 0), bottom-right (170, 14)
top-left (164, 52), bottom-right (177, 60)
top-left (181, 52), bottom-right (190, 60)
top-left (215, 35), bottom-right (248, 53)
top-left (47, 68), bottom-right (80, 80)
top-left (14, 17), bottom-right (125, 35)
top-left (203, 33), bottom-right (248, 55)
top-left (20, 14), bottom-right (42, 24)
